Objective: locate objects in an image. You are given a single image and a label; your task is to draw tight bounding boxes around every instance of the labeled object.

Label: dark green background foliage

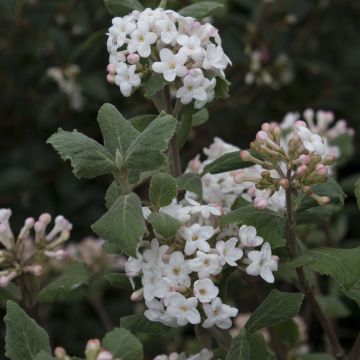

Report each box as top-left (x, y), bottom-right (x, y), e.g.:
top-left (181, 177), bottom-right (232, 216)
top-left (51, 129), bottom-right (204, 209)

top-left (1, 0), bottom-right (360, 358)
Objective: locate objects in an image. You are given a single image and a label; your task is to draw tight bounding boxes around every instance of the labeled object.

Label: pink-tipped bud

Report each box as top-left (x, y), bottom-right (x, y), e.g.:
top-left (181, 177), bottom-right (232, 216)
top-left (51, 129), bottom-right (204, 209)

top-left (323, 154), bottom-right (336, 165)
top-left (25, 264), bottom-right (43, 276)
top-left (54, 346), bottom-right (67, 359)
top-left (106, 63), bottom-right (116, 75)
top-left (261, 123), bottom-right (271, 132)
top-left (315, 164), bottom-right (328, 176)
top-left (240, 150), bottom-right (252, 162)
top-left (294, 120), bottom-right (306, 128)
top-left (34, 221), bottom-right (45, 233)
top-left (247, 185), bottom-right (257, 197)
top-left (188, 157), bottom-right (201, 171)
top-left (106, 74), bottom-right (115, 84)
top-left (297, 165), bottom-right (308, 176)
top-left (0, 276), bottom-right (9, 288)
top-left (96, 350), bottom-right (113, 360)
top-left (299, 154), bottom-right (311, 165)
top-left (39, 213), bottom-right (52, 224)
top-left (127, 53), bottom-right (140, 65)
top-left (130, 288), bottom-right (144, 302)
top-left (303, 108), bottom-right (314, 122)
top-left (0, 224), bottom-right (8, 234)
top-left (85, 339), bottom-right (101, 360)
top-left (318, 196), bottom-right (331, 206)
top-left (278, 179), bottom-right (289, 188)
top-left (303, 186), bottom-right (312, 194)
top-left (256, 130), bottom-right (268, 142)
top-left (253, 197), bottom-right (268, 209)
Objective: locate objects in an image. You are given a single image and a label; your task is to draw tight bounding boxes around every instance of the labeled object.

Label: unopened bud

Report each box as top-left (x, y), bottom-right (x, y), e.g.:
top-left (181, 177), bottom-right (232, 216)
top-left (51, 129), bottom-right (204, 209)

top-left (127, 53), bottom-right (140, 65)
top-left (297, 165), bottom-right (308, 176)
top-left (106, 64), bottom-right (116, 75)
top-left (253, 197), bottom-right (268, 209)
top-left (261, 123), bottom-right (271, 132)
top-left (299, 154), bottom-right (311, 165)
top-left (85, 339), bottom-right (101, 360)
top-left (25, 264), bottom-right (43, 276)
top-left (188, 157), bottom-right (202, 172)
top-left (323, 154), bottom-right (336, 166)
top-left (96, 350), bottom-right (113, 360)
top-left (315, 164), bottom-right (328, 176)
top-left (256, 130), bottom-right (268, 142)
top-left (278, 179), bottom-right (289, 188)
top-left (39, 213), bottom-right (52, 225)
top-left (54, 347), bottom-right (69, 360)
top-left (294, 120), bottom-right (306, 128)
top-left (106, 74), bottom-right (115, 84)
top-left (130, 288), bottom-right (144, 302)
top-left (240, 150), bottom-right (251, 161)
top-left (310, 194), bottom-right (331, 206)
top-left (302, 186), bottom-right (312, 194)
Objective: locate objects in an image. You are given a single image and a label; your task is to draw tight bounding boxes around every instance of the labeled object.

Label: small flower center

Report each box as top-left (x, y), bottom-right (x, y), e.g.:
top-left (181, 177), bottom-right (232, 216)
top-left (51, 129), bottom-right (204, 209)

top-left (138, 35), bottom-right (145, 42)
top-left (192, 234), bottom-right (198, 241)
top-left (203, 259), bottom-right (209, 266)
top-left (172, 266), bottom-right (180, 276)
top-left (199, 288), bottom-right (206, 295)
top-left (169, 62), bottom-right (176, 70)
top-left (180, 305), bottom-right (188, 312)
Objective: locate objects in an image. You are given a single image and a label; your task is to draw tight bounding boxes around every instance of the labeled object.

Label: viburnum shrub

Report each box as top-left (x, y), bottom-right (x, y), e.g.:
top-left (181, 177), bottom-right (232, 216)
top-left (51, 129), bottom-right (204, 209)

top-left (2, 1), bottom-right (360, 360)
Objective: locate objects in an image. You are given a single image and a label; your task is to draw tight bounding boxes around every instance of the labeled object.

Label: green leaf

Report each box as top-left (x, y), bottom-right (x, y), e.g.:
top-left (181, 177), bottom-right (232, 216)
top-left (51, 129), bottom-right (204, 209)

top-left (97, 103), bottom-right (139, 157)
top-left (329, 133), bottom-right (354, 166)
top-left (149, 173), bottom-right (178, 208)
top-left (148, 212), bottom-right (181, 238)
top-left (176, 173), bottom-right (203, 199)
top-left (47, 129), bottom-right (114, 179)
top-left (247, 332), bottom-right (273, 360)
top-left (272, 319), bottom-right (300, 348)
top-left (215, 78), bottom-right (231, 99)
top-left (0, 283), bottom-right (21, 301)
top-left (355, 177), bottom-right (360, 209)
top-left (92, 193), bottom-right (146, 257)
top-left (220, 206), bottom-right (286, 248)
top-left (125, 112), bottom-right (177, 171)
top-left (5, 301), bottom-right (51, 360)
top-left (192, 108), bottom-right (209, 127)
top-left (288, 247), bottom-right (360, 290)
top-left (316, 295), bottom-right (350, 319)
top-left (202, 151), bottom-right (252, 175)
top-left (177, 114), bottom-right (192, 149)
top-left (245, 290), bottom-right (304, 333)
top-left (104, 0), bottom-right (143, 16)
top-left (129, 114), bottom-right (156, 132)
top-left (295, 178), bottom-right (346, 212)
top-left (179, 1), bottom-right (224, 19)
top-left (105, 181), bottom-right (123, 209)
top-left (34, 351), bottom-right (54, 360)
top-left (105, 273), bottom-right (132, 290)
top-left (143, 73), bottom-right (169, 98)
top-left (37, 263), bottom-right (90, 302)
top-left (226, 330), bottom-right (250, 360)
top-left (102, 327), bottom-right (143, 360)
top-left (120, 314), bottom-right (168, 335)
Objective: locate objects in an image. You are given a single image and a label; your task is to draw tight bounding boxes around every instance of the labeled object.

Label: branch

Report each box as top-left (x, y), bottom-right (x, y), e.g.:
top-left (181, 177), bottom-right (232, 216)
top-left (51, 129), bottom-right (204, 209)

top-left (349, 332), bottom-right (360, 360)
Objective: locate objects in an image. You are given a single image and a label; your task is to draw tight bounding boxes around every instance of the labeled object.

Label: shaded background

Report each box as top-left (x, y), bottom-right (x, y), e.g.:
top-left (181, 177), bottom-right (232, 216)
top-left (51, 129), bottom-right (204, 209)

top-left (1, 0), bottom-right (360, 358)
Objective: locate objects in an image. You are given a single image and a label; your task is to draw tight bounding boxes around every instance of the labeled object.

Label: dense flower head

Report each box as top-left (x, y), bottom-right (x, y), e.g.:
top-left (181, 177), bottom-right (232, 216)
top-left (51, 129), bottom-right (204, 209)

top-left (0, 209), bottom-right (72, 287)
top-left (125, 197), bottom-right (278, 329)
top-left (106, 7), bottom-right (231, 108)
top-left (154, 348), bottom-right (213, 360)
top-left (187, 110), bottom-right (353, 213)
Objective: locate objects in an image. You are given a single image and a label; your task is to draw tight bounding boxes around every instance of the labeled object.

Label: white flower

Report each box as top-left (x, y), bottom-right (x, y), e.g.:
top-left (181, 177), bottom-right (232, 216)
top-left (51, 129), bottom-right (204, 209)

top-left (107, 17), bottom-right (136, 50)
top-left (193, 279), bottom-right (219, 303)
top-left (246, 242), bottom-right (278, 283)
top-left (187, 349), bottom-right (213, 360)
top-left (216, 238), bottom-right (243, 266)
top-left (297, 125), bottom-right (326, 155)
top-left (177, 34), bottom-right (204, 61)
top-left (188, 251), bottom-right (222, 279)
top-left (115, 63), bottom-right (141, 97)
top-left (238, 225), bottom-right (264, 248)
top-left (142, 268), bottom-right (174, 301)
top-left (152, 48), bottom-right (188, 82)
top-left (144, 298), bottom-right (165, 322)
top-left (160, 201), bottom-right (192, 223)
top-left (186, 198), bottom-right (222, 219)
top-left (202, 297), bottom-right (238, 329)
top-left (125, 254), bottom-right (143, 288)
top-left (127, 21), bottom-right (157, 58)
top-left (165, 292), bottom-right (201, 326)
top-left (143, 238), bottom-right (169, 267)
top-left (194, 78), bottom-right (216, 109)
top-left (163, 251), bottom-right (191, 287)
top-left (202, 44), bottom-right (230, 71)
top-left (156, 19), bottom-right (178, 44)
top-left (176, 70), bottom-right (207, 105)
top-left (179, 224), bottom-right (214, 255)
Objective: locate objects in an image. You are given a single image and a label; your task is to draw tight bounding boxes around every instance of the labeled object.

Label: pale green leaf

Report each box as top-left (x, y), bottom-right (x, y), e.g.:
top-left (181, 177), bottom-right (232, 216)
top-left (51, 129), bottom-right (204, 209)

top-left (92, 193), bottom-right (146, 257)
top-left (37, 263), bottom-right (90, 302)
top-left (105, 273), bottom-right (132, 290)
top-left (192, 108), bottom-right (209, 127)
top-left (97, 103), bottom-right (139, 157)
top-left (288, 247), bottom-right (360, 290)
top-left (245, 290), bottom-right (304, 333)
top-left (226, 330), bottom-right (250, 360)
top-left (104, 0), bottom-right (143, 16)
top-left (177, 114), bottom-right (192, 149)
top-left (34, 351), bottom-right (54, 360)
top-left (344, 278), bottom-right (360, 307)
top-left (220, 206), bottom-right (286, 248)
top-left (105, 181), bottom-right (123, 209)
top-left (215, 77), bottom-right (231, 99)
top-left (120, 314), bottom-right (168, 335)
top-left (202, 151), bottom-right (252, 175)
top-left (143, 73), bottom-right (169, 98)
top-left (149, 173), bottom-right (178, 208)
top-left (47, 129), bottom-right (114, 179)
top-left (5, 301), bottom-right (51, 360)
top-left (125, 112), bottom-right (177, 171)
top-left (102, 327), bottom-right (143, 360)
top-left (179, 1), bottom-right (224, 19)
top-left (176, 173), bottom-right (203, 199)
top-left (129, 114), bottom-right (156, 132)
top-left (148, 212), bottom-right (181, 238)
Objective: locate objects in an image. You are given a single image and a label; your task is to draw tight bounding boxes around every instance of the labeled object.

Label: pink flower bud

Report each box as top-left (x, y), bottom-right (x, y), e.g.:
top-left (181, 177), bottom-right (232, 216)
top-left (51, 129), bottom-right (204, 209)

top-left (303, 108), bottom-right (314, 122)
top-left (106, 63), bottom-right (116, 75)
top-left (0, 276), bottom-right (9, 288)
top-left (34, 221), bottom-right (45, 233)
top-left (278, 179), bottom-right (289, 188)
top-left (127, 53), bottom-right (140, 65)
top-left (256, 131), bottom-right (268, 142)
top-left (188, 157), bottom-right (201, 171)
top-left (315, 164), bottom-right (328, 176)
top-left (130, 288), bottom-right (144, 302)
top-left (39, 213), bottom-right (52, 225)
top-left (96, 350), bottom-right (113, 360)
top-left (247, 186), bottom-right (257, 197)
top-left (85, 339), bottom-right (101, 359)
top-left (54, 346), bottom-right (67, 359)
top-left (25, 265), bottom-right (43, 276)
top-left (233, 170), bottom-right (245, 183)
top-left (261, 123), bottom-right (271, 132)
top-left (253, 197), bottom-right (268, 209)
top-left (299, 154), bottom-right (311, 165)
top-left (240, 150), bottom-right (251, 161)
top-left (297, 165), bottom-right (307, 176)
top-left (294, 120), bottom-right (306, 128)
top-left (106, 74), bottom-right (115, 84)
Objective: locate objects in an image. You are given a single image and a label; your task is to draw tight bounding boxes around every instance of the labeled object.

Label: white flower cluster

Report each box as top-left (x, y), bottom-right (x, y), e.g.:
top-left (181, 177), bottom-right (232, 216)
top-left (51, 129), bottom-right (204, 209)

top-left (0, 209), bottom-right (72, 287)
top-left (187, 110), bottom-right (353, 213)
top-left (154, 348), bottom-right (213, 360)
top-left (125, 198), bottom-right (278, 329)
top-left (106, 7), bottom-right (231, 108)
top-left (47, 65), bottom-right (84, 111)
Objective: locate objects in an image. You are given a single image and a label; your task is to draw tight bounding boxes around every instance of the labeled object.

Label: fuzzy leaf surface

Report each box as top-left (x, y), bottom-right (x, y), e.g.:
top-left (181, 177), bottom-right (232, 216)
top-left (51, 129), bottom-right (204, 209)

top-left (149, 173), bottom-right (178, 208)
